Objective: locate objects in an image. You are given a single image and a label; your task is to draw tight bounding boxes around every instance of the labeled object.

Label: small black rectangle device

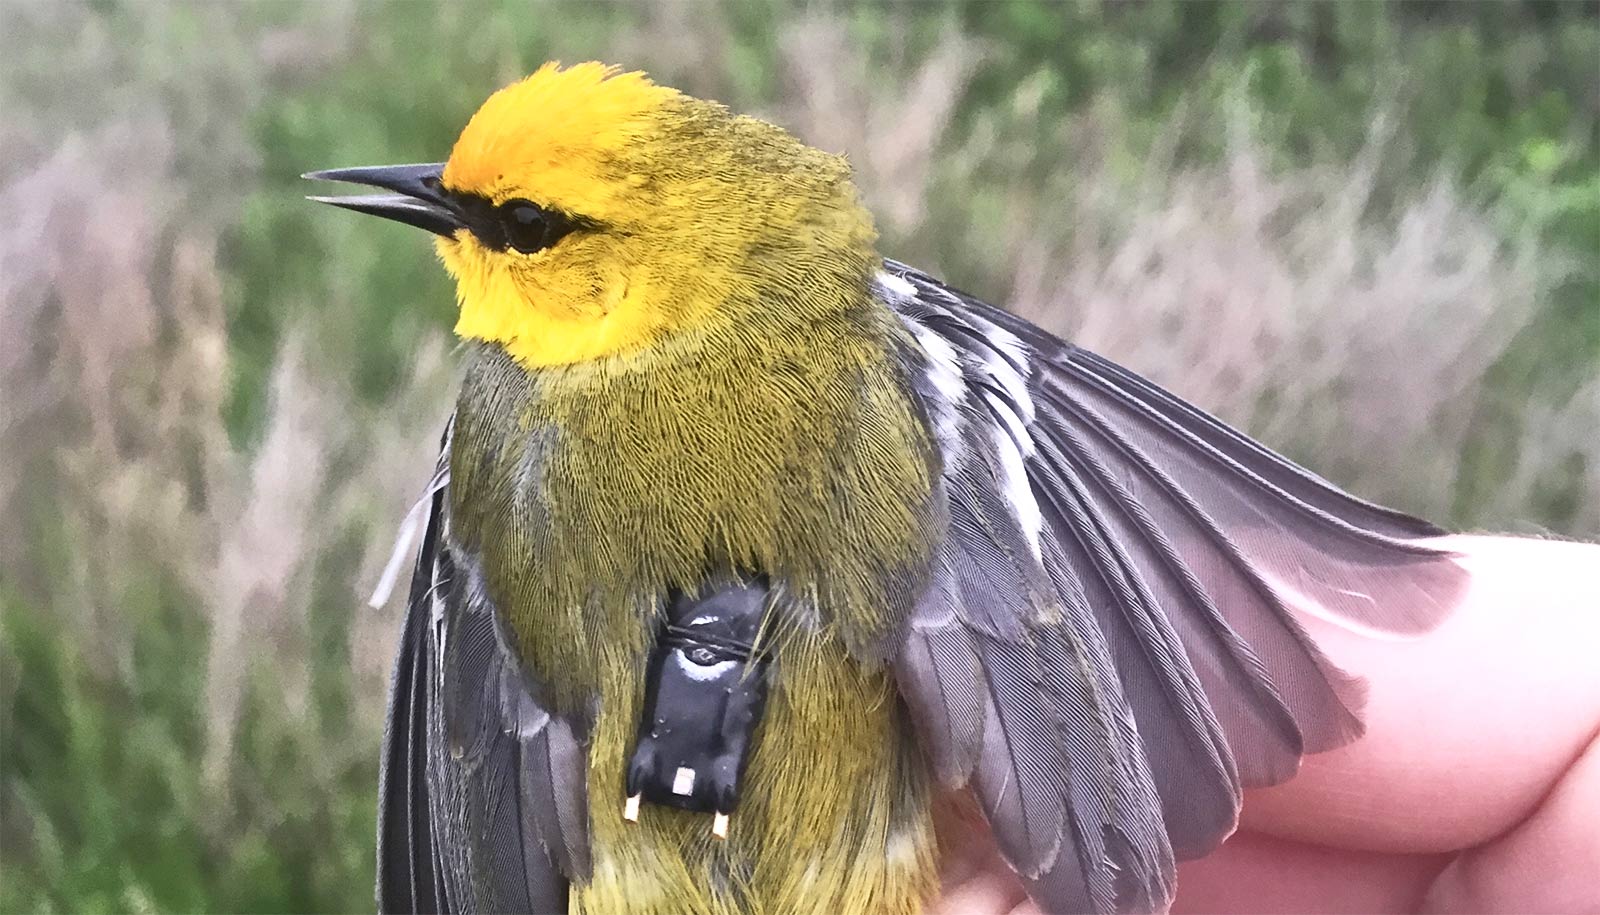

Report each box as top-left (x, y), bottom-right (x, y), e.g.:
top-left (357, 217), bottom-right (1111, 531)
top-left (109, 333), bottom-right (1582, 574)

top-left (625, 580), bottom-right (773, 831)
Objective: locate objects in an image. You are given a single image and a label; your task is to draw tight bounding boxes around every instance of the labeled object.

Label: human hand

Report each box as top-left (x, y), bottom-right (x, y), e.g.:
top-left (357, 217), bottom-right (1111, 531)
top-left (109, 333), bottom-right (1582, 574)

top-left (933, 536), bottom-right (1600, 914)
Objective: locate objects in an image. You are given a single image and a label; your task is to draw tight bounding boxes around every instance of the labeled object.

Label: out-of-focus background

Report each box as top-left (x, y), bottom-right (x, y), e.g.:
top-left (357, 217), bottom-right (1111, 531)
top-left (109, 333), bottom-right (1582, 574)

top-left (1, 1), bottom-right (1595, 911)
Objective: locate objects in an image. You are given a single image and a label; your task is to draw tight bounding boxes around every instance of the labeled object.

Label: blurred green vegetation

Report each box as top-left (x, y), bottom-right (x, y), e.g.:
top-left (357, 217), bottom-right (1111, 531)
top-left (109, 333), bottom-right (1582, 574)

top-left (2, 2), bottom-right (1596, 912)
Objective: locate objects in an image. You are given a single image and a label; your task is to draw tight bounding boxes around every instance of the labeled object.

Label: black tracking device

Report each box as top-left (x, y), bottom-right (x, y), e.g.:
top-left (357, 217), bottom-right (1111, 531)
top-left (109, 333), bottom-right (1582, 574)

top-left (624, 580), bottom-right (773, 830)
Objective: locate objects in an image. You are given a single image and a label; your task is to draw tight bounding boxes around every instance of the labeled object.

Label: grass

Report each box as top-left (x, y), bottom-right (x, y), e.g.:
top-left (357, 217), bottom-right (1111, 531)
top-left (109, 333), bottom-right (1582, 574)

top-left (2, 2), bottom-right (1595, 912)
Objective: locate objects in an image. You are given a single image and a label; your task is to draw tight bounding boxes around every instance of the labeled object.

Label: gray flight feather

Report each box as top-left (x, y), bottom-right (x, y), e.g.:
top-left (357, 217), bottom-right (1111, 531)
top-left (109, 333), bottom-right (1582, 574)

top-left (377, 420), bottom-right (586, 915)
top-left (878, 261), bottom-right (1466, 914)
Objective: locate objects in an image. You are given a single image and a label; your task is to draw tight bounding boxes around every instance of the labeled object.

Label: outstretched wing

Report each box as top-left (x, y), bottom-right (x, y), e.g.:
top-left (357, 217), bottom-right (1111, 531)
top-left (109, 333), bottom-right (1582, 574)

top-left (377, 421), bottom-right (588, 915)
top-left (880, 260), bottom-right (1466, 914)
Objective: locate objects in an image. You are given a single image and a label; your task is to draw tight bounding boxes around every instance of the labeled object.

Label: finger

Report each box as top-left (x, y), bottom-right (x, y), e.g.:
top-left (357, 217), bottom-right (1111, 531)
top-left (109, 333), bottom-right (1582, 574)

top-left (1423, 730), bottom-right (1600, 913)
top-left (1172, 829), bottom-right (1449, 914)
top-left (930, 864), bottom-right (1029, 915)
top-left (1243, 536), bottom-right (1600, 853)
top-left (933, 789), bottom-right (1034, 915)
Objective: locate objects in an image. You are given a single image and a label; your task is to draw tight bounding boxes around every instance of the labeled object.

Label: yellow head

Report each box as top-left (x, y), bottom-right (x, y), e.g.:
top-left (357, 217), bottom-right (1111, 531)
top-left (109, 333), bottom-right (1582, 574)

top-left (310, 62), bottom-right (879, 367)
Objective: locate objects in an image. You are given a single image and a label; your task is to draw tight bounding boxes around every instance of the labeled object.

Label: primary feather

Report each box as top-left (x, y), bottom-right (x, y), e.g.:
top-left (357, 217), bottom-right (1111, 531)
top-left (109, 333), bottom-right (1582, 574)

top-left (876, 261), bottom-right (1464, 910)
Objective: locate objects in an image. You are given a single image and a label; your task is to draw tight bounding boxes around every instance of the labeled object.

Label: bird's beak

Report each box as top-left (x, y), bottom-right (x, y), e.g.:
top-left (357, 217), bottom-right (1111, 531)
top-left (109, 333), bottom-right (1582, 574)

top-left (303, 162), bottom-right (463, 237)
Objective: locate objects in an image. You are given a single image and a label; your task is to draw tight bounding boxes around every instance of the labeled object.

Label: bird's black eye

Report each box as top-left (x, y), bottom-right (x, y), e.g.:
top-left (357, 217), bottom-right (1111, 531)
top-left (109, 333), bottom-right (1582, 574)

top-left (496, 198), bottom-right (577, 254)
top-left (449, 193), bottom-right (588, 253)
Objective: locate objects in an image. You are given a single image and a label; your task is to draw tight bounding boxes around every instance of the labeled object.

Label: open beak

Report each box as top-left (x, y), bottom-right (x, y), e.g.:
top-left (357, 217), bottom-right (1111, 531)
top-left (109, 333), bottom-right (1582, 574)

top-left (303, 162), bottom-right (463, 237)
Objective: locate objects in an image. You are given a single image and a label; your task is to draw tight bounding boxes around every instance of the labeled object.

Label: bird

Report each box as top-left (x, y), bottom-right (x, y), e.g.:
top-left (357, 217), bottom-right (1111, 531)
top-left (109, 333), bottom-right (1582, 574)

top-left (305, 61), bottom-right (1466, 915)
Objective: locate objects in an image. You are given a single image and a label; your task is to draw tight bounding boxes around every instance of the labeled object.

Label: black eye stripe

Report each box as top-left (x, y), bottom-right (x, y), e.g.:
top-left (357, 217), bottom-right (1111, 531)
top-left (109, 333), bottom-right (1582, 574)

top-left (445, 192), bottom-right (589, 254)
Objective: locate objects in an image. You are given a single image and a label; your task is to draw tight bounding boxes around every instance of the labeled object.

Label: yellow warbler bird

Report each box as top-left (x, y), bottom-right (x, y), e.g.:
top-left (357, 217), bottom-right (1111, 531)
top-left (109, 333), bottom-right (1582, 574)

top-left (307, 62), bottom-right (1464, 915)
